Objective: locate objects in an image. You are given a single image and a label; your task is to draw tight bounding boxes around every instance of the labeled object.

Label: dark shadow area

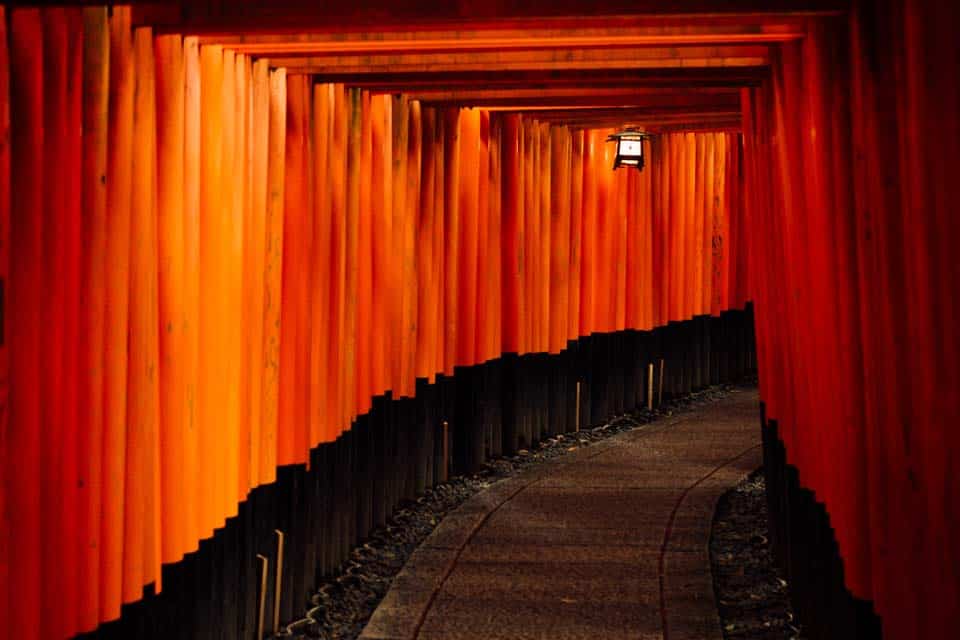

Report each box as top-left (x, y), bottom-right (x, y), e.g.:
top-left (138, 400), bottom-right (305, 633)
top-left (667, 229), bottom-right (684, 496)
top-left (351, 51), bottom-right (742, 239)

top-left (711, 469), bottom-right (803, 639)
top-left (762, 418), bottom-right (883, 640)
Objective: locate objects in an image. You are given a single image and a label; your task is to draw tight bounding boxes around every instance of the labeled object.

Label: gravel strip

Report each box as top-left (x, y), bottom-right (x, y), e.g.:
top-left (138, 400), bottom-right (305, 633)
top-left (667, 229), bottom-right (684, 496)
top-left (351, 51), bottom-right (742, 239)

top-left (282, 382), bottom-right (756, 640)
top-left (711, 471), bottom-right (805, 639)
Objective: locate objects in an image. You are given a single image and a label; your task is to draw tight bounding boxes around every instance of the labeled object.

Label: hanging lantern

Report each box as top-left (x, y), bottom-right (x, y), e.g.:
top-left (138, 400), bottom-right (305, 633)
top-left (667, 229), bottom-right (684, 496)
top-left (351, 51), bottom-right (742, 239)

top-left (607, 129), bottom-right (649, 171)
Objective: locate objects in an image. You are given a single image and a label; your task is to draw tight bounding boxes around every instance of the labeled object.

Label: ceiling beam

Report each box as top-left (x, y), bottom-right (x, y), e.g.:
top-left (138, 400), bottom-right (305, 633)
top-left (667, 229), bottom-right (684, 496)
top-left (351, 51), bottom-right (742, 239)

top-left (133, 1), bottom-right (847, 34)
top-left (273, 46), bottom-right (769, 74)
top-left (510, 106), bottom-right (739, 121)
top-left (521, 115), bottom-right (742, 130)
top-left (404, 86), bottom-right (737, 102)
top-left (521, 114), bottom-right (742, 130)
top-left (203, 25), bottom-right (803, 56)
top-left (308, 67), bottom-right (767, 91)
top-left (411, 91), bottom-right (741, 110)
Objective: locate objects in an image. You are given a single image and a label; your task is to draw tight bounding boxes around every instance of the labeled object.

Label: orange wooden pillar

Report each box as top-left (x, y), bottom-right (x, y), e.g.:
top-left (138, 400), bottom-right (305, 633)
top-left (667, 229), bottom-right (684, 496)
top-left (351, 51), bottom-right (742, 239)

top-left (62, 12), bottom-right (85, 632)
top-left (37, 9), bottom-right (85, 635)
top-left (722, 134), bottom-right (739, 312)
top-left (101, 5), bottom-right (135, 622)
top-left (700, 133), bottom-right (717, 317)
top-left (7, 7), bottom-right (45, 635)
top-left (0, 9), bottom-right (8, 634)
top-left (639, 138), bottom-right (654, 331)
top-left (279, 74), bottom-right (312, 464)
top-left (691, 134), bottom-right (707, 318)
top-left (625, 152), bottom-right (641, 332)
top-left (568, 130), bottom-right (584, 343)
top-left (198, 42), bottom-right (225, 536)
top-left (416, 107), bottom-right (438, 380)
top-left (260, 67), bottom-right (286, 483)
top-left (522, 120), bottom-right (538, 348)
top-left (668, 134), bottom-right (684, 322)
top-left (224, 52), bottom-right (248, 496)
top-left (537, 122), bottom-right (551, 351)
top-left (246, 59), bottom-right (270, 475)
top-left (475, 111), bottom-right (491, 363)
top-left (182, 35), bottom-right (201, 549)
top-left (75, 6), bottom-right (109, 633)
top-left (579, 130), bottom-right (598, 337)
top-left (430, 111), bottom-right (446, 378)
top-left (663, 134), bottom-right (676, 323)
top-left (237, 52), bottom-right (254, 492)
top-left (685, 133), bottom-right (699, 320)
top-left (476, 111), bottom-right (496, 365)
top-left (671, 133), bottom-right (683, 320)
top-left (155, 32), bottom-right (187, 564)
top-left (402, 101), bottom-right (421, 393)
top-left (369, 94), bottom-right (392, 394)
top-left (798, 22), bottom-right (872, 616)
top-left (126, 24), bottom-right (161, 601)
top-left (355, 90), bottom-right (373, 412)
top-left (40, 12), bottom-right (71, 634)
top-left (390, 96), bottom-right (409, 389)
top-left (514, 117), bottom-right (527, 354)
top-left (456, 108), bottom-right (480, 367)
top-left (501, 115), bottom-right (524, 356)
top-left (433, 107), bottom-right (448, 378)
top-left (343, 88), bottom-right (361, 420)
top-left (531, 121), bottom-right (543, 350)
top-left (721, 134), bottom-right (735, 312)
top-left (652, 135), bottom-right (668, 327)
top-left (800, 29), bottom-right (843, 567)
top-left (309, 83), bottom-right (334, 444)
top-left (548, 126), bottom-right (570, 355)
top-left (487, 116), bottom-right (502, 362)
top-left (442, 107), bottom-right (460, 376)
top-left (612, 140), bottom-right (627, 332)
top-left (596, 131), bottom-right (615, 334)
top-left (327, 84), bottom-right (346, 438)
top-left (218, 49), bottom-right (241, 509)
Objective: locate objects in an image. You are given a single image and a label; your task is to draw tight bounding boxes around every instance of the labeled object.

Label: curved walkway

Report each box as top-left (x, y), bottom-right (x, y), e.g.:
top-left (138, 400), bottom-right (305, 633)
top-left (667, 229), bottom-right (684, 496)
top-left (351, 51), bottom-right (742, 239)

top-left (360, 389), bottom-right (762, 640)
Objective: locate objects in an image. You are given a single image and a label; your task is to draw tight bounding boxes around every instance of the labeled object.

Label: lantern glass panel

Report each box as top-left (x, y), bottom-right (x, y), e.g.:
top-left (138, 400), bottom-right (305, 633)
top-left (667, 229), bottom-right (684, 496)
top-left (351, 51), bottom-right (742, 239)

top-left (618, 138), bottom-right (643, 158)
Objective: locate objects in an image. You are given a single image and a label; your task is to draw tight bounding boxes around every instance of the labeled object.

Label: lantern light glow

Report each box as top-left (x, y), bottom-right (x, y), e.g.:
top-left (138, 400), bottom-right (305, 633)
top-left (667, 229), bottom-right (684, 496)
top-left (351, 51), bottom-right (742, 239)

top-left (606, 129), bottom-right (650, 171)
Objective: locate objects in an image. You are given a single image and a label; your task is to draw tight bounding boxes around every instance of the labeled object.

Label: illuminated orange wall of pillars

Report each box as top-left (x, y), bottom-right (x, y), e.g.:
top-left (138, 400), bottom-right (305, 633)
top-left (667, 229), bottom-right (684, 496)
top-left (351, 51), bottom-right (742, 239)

top-left (0, 6), bottom-right (748, 638)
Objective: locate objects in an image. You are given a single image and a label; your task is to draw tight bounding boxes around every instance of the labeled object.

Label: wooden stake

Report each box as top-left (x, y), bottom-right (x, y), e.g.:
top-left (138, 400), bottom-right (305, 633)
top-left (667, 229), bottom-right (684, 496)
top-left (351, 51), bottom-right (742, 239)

top-left (273, 529), bottom-right (284, 634)
top-left (256, 554), bottom-right (268, 640)
top-left (647, 363), bottom-right (654, 411)
top-left (441, 420), bottom-right (450, 482)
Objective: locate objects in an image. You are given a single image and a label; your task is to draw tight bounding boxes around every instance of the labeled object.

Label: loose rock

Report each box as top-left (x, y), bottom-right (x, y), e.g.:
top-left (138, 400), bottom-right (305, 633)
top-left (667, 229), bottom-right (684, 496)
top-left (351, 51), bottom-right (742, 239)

top-left (711, 470), bottom-right (805, 639)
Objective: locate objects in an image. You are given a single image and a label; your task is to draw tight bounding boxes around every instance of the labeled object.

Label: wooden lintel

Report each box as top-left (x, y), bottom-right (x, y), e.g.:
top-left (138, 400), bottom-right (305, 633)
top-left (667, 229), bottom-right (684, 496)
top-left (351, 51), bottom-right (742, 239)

top-left (210, 30), bottom-right (801, 56)
top-left (305, 67), bottom-right (768, 91)
top-left (132, 1), bottom-right (847, 35)
top-left (276, 57), bottom-right (769, 75)
top-left (412, 91), bottom-right (741, 110)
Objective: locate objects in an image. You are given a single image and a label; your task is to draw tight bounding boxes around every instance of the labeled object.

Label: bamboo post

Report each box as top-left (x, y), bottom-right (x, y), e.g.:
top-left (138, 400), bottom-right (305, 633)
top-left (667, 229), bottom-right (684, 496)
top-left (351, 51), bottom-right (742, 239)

top-left (647, 363), bottom-right (654, 411)
top-left (441, 420), bottom-right (450, 482)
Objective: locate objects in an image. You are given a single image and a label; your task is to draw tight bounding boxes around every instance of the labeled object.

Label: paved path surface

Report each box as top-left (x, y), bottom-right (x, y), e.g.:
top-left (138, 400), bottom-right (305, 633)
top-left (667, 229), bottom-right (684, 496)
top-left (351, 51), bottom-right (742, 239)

top-left (360, 389), bottom-right (762, 640)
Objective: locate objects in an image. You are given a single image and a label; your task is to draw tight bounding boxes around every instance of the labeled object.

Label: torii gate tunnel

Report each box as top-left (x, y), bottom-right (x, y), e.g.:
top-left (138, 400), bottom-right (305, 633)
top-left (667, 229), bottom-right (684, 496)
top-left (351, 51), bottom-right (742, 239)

top-left (0, 1), bottom-right (957, 639)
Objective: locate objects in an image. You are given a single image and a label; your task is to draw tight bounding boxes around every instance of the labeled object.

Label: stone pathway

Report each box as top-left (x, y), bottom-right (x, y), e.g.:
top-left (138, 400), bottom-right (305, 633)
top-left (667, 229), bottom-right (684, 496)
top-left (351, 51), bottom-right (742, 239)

top-left (359, 389), bottom-right (762, 640)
